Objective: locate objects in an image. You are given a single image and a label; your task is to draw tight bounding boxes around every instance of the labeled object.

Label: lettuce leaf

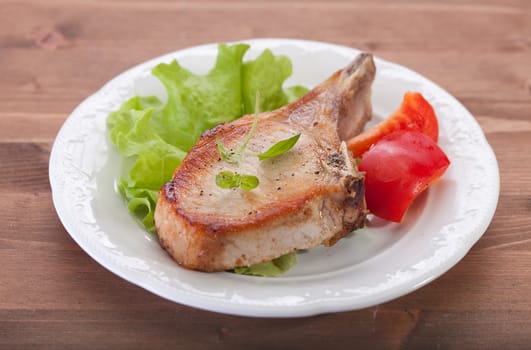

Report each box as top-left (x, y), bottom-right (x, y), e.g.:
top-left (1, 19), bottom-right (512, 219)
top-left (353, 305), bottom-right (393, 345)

top-left (107, 43), bottom-right (308, 273)
top-left (118, 178), bottom-right (159, 233)
top-left (150, 44), bottom-right (250, 150)
top-left (233, 253), bottom-right (297, 277)
top-left (242, 49), bottom-right (292, 114)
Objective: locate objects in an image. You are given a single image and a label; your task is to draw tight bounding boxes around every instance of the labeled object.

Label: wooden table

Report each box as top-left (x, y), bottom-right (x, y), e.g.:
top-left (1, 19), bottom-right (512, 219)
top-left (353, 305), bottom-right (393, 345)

top-left (2, 0), bottom-right (530, 348)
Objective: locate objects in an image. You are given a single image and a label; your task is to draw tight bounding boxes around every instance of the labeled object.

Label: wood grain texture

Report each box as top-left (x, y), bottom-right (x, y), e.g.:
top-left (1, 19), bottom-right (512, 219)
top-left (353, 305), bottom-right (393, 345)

top-left (1, 0), bottom-right (530, 349)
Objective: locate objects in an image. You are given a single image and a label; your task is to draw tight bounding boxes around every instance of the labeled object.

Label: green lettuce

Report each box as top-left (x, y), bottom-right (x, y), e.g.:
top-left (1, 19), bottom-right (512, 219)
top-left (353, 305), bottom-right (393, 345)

top-left (233, 253), bottom-right (297, 277)
top-left (107, 43), bottom-right (308, 274)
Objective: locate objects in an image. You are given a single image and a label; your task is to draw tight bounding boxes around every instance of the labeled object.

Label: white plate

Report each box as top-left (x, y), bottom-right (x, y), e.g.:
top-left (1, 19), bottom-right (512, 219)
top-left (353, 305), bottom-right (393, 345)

top-left (49, 39), bottom-right (499, 317)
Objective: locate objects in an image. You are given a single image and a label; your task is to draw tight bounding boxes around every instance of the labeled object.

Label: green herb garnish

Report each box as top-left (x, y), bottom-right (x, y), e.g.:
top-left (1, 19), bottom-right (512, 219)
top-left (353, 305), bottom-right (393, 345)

top-left (216, 138), bottom-right (239, 164)
top-left (258, 133), bottom-right (301, 160)
top-left (239, 174), bottom-right (260, 190)
top-left (215, 171), bottom-right (259, 191)
top-left (216, 93), bottom-right (301, 190)
top-left (215, 170), bottom-right (241, 189)
top-left (215, 92), bottom-right (261, 190)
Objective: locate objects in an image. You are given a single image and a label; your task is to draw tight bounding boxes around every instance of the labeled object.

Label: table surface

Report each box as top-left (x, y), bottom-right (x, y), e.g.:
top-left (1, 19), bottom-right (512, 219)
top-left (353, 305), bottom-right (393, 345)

top-left (2, 0), bottom-right (530, 348)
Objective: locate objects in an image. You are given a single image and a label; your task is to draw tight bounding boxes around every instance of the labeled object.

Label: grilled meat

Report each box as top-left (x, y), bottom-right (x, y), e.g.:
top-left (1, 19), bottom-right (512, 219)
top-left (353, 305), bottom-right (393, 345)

top-left (155, 53), bottom-right (376, 271)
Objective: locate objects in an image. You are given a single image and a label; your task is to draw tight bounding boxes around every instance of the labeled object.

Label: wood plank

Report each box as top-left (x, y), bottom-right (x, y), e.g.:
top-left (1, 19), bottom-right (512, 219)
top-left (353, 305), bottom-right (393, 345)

top-left (0, 113), bottom-right (66, 142)
top-left (0, 143), bottom-right (51, 192)
top-left (0, 307), bottom-right (415, 350)
top-left (0, 306), bottom-right (530, 349)
top-left (0, 5), bottom-right (528, 122)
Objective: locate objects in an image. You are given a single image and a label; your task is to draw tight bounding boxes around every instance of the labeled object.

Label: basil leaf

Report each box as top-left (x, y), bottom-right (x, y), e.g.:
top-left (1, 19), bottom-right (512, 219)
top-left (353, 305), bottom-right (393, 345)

top-left (215, 171), bottom-right (240, 189)
top-left (258, 133), bottom-right (301, 160)
top-left (216, 137), bottom-right (239, 164)
top-left (239, 174), bottom-right (259, 191)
